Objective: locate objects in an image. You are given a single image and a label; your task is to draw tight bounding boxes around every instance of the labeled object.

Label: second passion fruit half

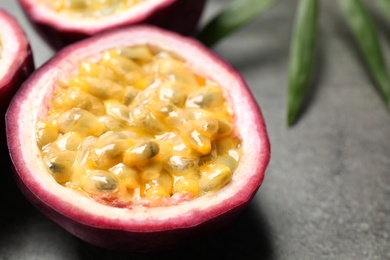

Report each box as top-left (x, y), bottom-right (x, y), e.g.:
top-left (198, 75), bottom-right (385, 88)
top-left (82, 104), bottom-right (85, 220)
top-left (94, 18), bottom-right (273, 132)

top-left (6, 25), bottom-right (270, 252)
top-left (0, 9), bottom-right (34, 157)
top-left (18, 0), bottom-right (206, 48)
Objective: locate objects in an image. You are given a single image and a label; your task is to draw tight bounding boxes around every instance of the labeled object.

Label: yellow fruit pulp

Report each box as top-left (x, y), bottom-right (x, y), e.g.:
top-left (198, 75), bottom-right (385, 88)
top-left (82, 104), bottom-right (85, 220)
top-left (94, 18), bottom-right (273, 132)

top-left (37, 45), bottom-right (242, 207)
top-left (41, 0), bottom-right (143, 17)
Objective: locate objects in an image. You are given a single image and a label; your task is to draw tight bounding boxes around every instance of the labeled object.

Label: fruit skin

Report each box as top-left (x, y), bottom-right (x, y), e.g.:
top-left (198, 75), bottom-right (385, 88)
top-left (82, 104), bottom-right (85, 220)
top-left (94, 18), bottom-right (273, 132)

top-left (14, 172), bottom-right (253, 252)
top-left (0, 9), bottom-right (34, 158)
top-left (6, 25), bottom-right (270, 252)
top-left (18, 0), bottom-right (207, 49)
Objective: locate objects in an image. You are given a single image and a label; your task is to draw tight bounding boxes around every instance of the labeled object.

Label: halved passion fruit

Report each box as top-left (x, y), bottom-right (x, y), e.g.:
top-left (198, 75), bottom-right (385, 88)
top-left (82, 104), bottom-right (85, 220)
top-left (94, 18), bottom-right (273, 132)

top-left (18, 0), bottom-right (206, 48)
top-left (0, 9), bottom-right (34, 156)
top-left (6, 26), bottom-right (270, 252)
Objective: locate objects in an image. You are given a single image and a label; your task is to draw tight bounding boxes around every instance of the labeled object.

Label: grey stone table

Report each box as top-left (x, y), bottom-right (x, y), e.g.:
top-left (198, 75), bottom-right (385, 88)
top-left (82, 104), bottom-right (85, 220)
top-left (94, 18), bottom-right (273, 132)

top-left (0, 0), bottom-right (389, 259)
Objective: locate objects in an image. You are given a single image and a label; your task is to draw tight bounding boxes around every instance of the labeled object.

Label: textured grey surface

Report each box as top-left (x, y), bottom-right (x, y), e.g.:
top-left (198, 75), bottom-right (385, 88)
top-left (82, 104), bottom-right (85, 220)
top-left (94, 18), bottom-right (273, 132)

top-left (0, 0), bottom-right (389, 259)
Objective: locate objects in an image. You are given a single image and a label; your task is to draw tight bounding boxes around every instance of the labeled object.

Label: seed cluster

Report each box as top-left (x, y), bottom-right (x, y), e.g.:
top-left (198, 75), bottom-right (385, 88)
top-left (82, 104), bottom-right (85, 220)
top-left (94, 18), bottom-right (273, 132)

top-left (37, 45), bottom-right (242, 207)
top-left (42, 0), bottom-right (143, 17)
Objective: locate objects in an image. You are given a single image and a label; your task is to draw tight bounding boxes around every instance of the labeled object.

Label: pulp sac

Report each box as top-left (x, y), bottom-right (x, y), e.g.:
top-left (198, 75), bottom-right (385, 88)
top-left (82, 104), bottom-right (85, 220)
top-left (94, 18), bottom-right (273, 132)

top-left (37, 45), bottom-right (242, 207)
top-left (41, 0), bottom-right (144, 17)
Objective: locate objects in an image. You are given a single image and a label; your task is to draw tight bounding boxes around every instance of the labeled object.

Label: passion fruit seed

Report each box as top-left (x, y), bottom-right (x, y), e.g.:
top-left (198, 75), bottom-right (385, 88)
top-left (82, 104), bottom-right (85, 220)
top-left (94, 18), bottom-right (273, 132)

top-left (90, 139), bottom-right (134, 169)
top-left (165, 155), bottom-right (199, 176)
top-left (185, 85), bottom-right (224, 109)
top-left (130, 106), bottom-right (166, 134)
top-left (199, 166), bottom-right (232, 193)
top-left (124, 141), bottom-right (160, 166)
top-left (193, 117), bottom-right (219, 138)
top-left (139, 162), bottom-right (162, 181)
top-left (180, 121), bottom-right (212, 155)
top-left (109, 163), bottom-right (139, 190)
top-left (44, 150), bottom-right (77, 183)
top-left (42, 131), bottom-right (84, 156)
top-left (57, 107), bottom-right (105, 136)
top-left (37, 120), bottom-right (59, 148)
top-left (159, 83), bottom-right (187, 107)
top-left (53, 86), bottom-right (106, 115)
top-left (173, 177), bottom-right (200, 197)
top-left (69, 76), bottom-right (124, 100)
top-left (105, 100), bottom-right (132, 124)
top-left (143, 170), bottom-right (173, 199)
top-left (37, 45), bottom-right (242, 207)
top-left (98, 115), bottom-right (122, 131)
top-left (79, 61), bottom-right (116, 80)
top-left (82, 170), bottom-right (119, 195)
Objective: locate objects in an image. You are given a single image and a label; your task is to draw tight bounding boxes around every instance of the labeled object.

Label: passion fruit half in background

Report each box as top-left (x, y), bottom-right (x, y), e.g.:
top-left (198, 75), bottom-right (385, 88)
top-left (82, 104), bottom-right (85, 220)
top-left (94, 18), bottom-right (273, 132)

top-left (18, 0), bottom-right (207, 49)
top-left (6, 25), bottom-right (270, 252)
top-left (0, 9), bottom-right (34, 157)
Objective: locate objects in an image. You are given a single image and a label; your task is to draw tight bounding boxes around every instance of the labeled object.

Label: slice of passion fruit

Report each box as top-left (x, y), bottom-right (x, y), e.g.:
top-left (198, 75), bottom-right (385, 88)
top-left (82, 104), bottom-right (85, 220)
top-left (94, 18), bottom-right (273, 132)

top-left (6, 25), bottom-right (270, 252)
top-left (0, 9), bottom-right (34, 158)
top-left (18, 0), bottom-right (206, 49)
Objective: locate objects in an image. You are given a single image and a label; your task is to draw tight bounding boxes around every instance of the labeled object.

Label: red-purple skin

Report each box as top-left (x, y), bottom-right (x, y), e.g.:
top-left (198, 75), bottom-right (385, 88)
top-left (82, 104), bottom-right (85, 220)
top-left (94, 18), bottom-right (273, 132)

top-left (15, 173), bottom-right (252, 252)
top-left (18, 0), bottom-right (207, 49)
top-left (6, 26), bottom-right (270, 253)
top-left (0, 9), bottom-right (34, 160)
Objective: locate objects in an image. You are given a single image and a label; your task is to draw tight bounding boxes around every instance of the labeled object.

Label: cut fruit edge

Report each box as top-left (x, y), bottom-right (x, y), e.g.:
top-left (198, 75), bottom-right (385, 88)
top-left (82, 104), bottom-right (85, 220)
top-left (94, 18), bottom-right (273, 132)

top-left (0, 8), bottom-right (34, 160)
top-left (18, 0), bottom-right (207, 48)
top-left (0, 9), bottom-right (33, 96)
top-left (19, 0), bottom-right (173, 32)
top-left (6, 25), bottom-right (270, 232)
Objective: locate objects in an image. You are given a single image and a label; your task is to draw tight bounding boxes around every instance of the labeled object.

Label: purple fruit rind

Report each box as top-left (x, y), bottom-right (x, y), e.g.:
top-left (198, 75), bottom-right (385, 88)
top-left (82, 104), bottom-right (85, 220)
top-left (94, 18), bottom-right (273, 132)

top-left (0, 9), bottom-right (35, 157)
top-left (13, 165), bottom-right (249, 252)
top-left (6, 25), bottom-right (270, 252)
top-left (18, 0), bottom-right (206, 49)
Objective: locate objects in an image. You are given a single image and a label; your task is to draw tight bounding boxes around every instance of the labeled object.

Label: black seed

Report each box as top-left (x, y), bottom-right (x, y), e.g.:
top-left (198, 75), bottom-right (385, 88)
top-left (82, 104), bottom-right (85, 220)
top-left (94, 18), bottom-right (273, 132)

top-left (148, 141), bottom-right (160, 158)
top-left (95, 175), bottom-right (117, 191)
top-left (49, 163), bottom-right (64, 173)
top-left (166, 156), bottom-right (198, 173)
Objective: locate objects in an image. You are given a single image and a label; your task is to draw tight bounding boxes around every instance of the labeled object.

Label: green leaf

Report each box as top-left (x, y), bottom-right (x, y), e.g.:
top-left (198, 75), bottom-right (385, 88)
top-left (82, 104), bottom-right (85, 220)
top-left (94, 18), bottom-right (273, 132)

top-left (339, 0), bottom-right (390, 110)
top-left (287, 0), bottom-right (318, 126)
top-left (375, 0), bottom-right (390, 22)
top-left (197, 0), bottom-right (281, 47)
